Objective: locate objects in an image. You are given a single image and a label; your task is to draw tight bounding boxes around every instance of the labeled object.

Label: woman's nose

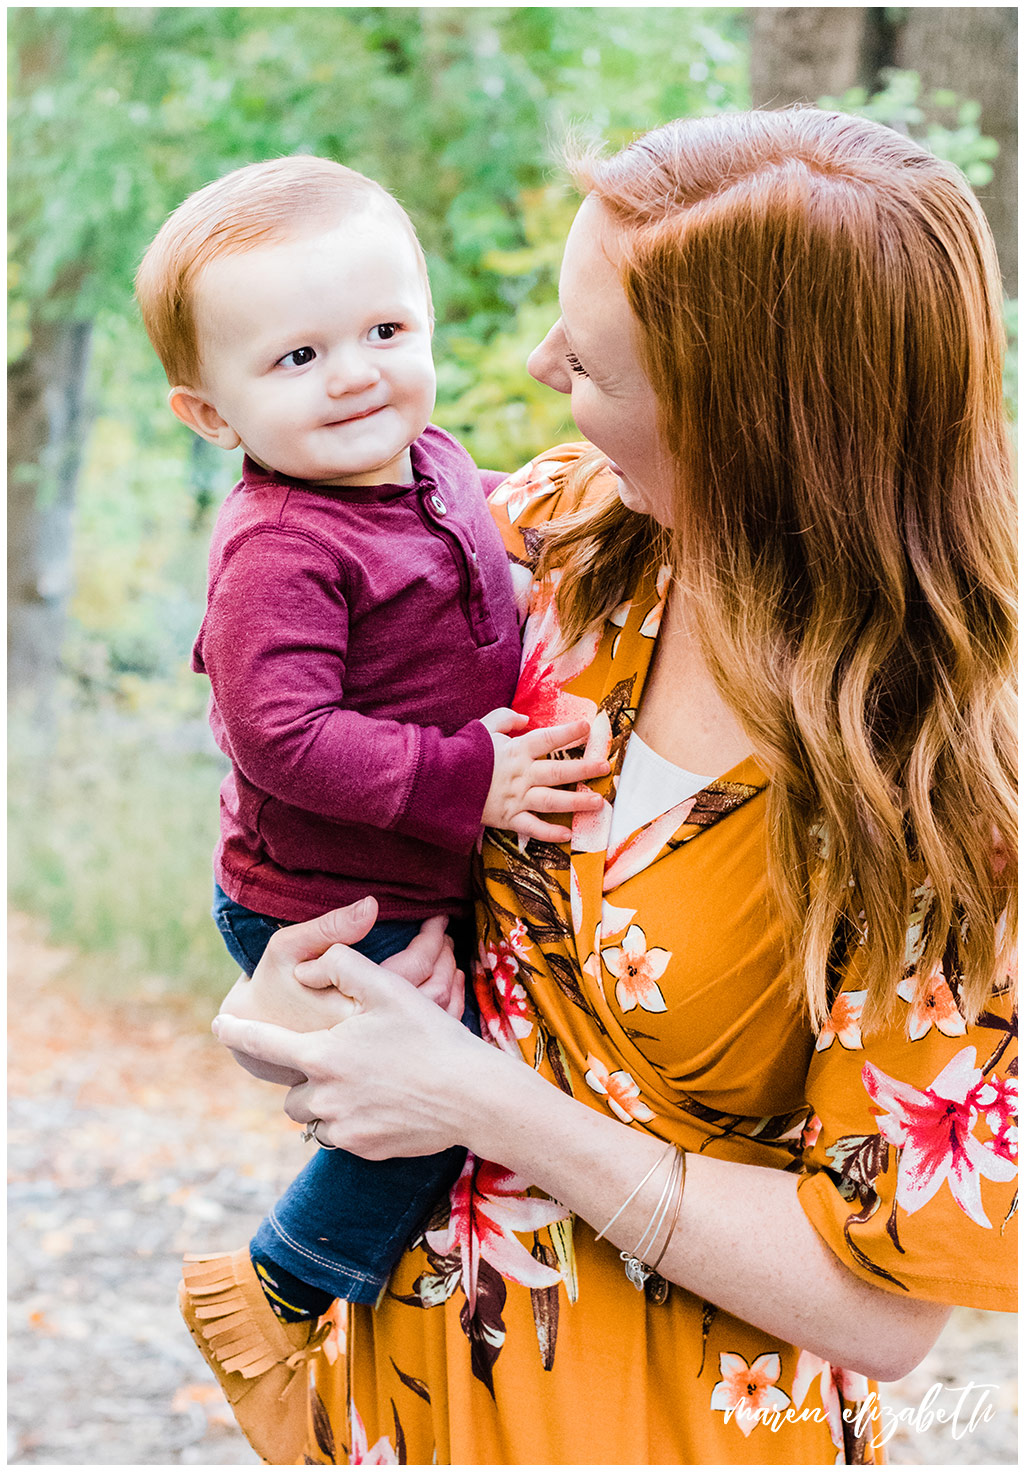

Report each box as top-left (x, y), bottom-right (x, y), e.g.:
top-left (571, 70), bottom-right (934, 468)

top-left (527, 321), bottom-right (571, 395)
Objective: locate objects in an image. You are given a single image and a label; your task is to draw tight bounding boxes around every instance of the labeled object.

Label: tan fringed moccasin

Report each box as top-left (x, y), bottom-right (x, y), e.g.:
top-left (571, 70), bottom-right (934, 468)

top-left (178, 1248), bottom-right (331, 1465)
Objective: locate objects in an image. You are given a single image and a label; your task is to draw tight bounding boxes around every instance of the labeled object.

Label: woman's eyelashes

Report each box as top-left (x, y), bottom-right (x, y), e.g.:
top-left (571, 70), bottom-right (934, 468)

top-left (565, 351), bottom-right (590, 378)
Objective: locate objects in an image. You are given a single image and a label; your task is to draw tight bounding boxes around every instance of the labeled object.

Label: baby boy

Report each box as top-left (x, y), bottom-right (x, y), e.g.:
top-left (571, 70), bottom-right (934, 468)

top-left (135, 155), bottom-right (605, 1460)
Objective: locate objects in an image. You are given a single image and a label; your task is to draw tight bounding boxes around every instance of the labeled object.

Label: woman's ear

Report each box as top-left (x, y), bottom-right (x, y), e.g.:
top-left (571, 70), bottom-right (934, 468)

top-left (168, 386), bottom-right (242, 450)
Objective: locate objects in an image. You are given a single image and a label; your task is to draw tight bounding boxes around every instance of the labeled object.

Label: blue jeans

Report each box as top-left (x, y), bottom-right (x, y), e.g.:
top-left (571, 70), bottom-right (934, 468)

top-left (212, 885), bottom-right (477, 1304)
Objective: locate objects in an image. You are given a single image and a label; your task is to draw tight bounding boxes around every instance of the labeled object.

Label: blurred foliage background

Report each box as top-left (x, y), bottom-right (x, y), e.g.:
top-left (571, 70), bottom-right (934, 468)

top-left (7, 6), bottom-right (1017, 997)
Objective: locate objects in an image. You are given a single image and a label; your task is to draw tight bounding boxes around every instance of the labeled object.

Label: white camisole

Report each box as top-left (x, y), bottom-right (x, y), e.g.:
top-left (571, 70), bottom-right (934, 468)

top-left (606, 732), bottom-right (712, 852)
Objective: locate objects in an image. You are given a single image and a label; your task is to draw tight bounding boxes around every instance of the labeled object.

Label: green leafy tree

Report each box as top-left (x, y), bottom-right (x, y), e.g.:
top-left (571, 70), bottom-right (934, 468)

top-left (9, 5), bottom-right (746, 707)
top-left (8, 6), bottom-right (747, 985)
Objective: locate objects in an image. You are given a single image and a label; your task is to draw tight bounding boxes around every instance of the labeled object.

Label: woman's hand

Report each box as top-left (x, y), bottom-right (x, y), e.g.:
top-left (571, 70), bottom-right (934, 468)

top-left (213, 941), bottom-right (492, 1159)
top-left (218, 897), bottom-right (463, 1086)
top-left (212, 923), bottom-right (949, 1379)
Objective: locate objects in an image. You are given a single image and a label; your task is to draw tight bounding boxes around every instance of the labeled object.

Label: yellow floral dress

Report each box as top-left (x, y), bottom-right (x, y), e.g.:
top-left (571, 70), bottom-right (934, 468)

top-left (307, 447), bottom-right (1016, 1465)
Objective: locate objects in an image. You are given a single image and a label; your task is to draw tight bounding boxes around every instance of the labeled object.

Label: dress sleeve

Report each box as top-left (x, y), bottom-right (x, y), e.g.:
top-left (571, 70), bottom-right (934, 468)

top-left (796, 937), bottom-right (1017, 1312)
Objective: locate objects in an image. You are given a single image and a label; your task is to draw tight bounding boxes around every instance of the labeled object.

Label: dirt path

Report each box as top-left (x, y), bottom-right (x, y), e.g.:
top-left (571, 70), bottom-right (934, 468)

top-left (7, 913), bottom-right (1017, 1465)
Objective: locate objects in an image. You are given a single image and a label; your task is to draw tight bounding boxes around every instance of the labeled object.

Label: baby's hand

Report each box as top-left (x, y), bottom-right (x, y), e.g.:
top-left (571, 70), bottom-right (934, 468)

top-left (378, 914), bottom-right (465, 1018)
top-left (480, 708), bottom-right (610, 842)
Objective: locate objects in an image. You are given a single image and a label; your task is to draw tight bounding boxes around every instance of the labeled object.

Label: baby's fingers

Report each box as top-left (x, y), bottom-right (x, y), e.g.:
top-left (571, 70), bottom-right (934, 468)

top-left (519, 719), bottom-right (592, 759)
top-left (511, 813), bottom-right (574, 843)
top-left (532, 755), bottom-right (610, 787)
top-left (527, 785), bottom-right (604, 814)
top-left (481, 707), bottom-right (530, 737)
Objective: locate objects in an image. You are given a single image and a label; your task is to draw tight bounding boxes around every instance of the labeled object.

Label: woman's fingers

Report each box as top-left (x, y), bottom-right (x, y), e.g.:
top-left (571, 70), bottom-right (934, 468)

top-left (212, 1014), bottom-right (322, 1074)
top-left (264, 896), bottom-right (379, 969)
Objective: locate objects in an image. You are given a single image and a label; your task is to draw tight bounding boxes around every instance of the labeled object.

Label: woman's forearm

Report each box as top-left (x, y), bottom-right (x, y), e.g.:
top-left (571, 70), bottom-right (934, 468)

top-left (457, 1042), bottom-right (949, 1380)
top-left (212, 925), bottom-right (950, 1381)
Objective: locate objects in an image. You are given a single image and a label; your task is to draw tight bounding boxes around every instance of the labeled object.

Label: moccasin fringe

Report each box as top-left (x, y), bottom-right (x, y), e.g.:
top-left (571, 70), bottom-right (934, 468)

top-left (178, 1248), bottom-right (331, 1463)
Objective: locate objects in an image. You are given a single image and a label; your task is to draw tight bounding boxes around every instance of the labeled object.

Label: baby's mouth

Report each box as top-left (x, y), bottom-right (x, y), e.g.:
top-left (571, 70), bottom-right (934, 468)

top-left (326, 405), bottom-right (385, 426)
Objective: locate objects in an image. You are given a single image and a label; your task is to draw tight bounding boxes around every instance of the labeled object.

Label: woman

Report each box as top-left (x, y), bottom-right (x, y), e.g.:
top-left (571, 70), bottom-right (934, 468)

top-left (213, 110), bottom-right (1017, 1465)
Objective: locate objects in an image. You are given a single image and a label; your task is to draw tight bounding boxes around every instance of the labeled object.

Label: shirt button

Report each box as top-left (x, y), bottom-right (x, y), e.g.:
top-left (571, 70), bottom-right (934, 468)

top-left (429, 493), bottom-right (447, 516)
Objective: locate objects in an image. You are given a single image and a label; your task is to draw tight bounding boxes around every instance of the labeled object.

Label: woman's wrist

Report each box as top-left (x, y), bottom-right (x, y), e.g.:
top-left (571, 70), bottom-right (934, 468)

top-left (453, 1038), bottom-right (637, 1197)
top-left (436, 1041), bottom-right (949, 1379)
top-left (440, 1031), bottom-right (551, 1163)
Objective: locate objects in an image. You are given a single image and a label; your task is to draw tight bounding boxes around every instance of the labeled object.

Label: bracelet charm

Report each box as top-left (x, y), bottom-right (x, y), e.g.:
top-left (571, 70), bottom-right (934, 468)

top-left (621, 1251), bottom-right (652, 1290)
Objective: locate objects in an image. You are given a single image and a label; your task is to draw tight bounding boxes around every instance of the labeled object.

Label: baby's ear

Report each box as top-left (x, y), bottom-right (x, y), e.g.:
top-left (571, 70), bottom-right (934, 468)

top-left (168, 386), bottom-right (241, 450)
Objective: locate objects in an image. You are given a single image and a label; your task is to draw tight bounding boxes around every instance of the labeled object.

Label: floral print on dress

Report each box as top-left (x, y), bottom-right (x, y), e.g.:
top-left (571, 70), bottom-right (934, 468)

top-left (326, 449), bottom-right (1013, 1469)
top-left (815, 990), bottom-right (867, 1052)
top-left (392, 1154), bottom-right (570, 1398)
top-left (602, 796), bottom-right (698, 890)
top-left (863, 1046), bottom-right (1018, 1228)
top-left (601, 924), bottom-right (670, 1014)
top-left (903, 882), bottom-right (934, 968)
top-left (792, 1351), bottom-right (872, 1459)
top-left (600, 898), bottom-right (637, 941)
top-left (487, 455), bottom-right (570, 525)
top-left (896, 967), bottom-right (967, 1039)
top-left (474, 921), bottom-right (536, 1055)
top-left (348, 1402), bottom-right (400, 1464)
top-left (710, 1351), bottom-right (791, 1437)
top-left (512, 578), bottom-right (602, 734)
top-left (607, 597), bottom-right (632, 660)
top-left (583, 1053), bottom-right (657, 1123)
top-left (639, 564), bottom-right (672, 639)
top-left (977, 1075), bottom-right (1018, 1162)
top-left (425, 1156), bottom-right (568, 1313)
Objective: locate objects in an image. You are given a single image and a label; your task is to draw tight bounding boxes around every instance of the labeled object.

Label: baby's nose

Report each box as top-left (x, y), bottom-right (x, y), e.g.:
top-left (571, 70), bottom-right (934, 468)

top-left (325, 352), bottom-right (380, 396)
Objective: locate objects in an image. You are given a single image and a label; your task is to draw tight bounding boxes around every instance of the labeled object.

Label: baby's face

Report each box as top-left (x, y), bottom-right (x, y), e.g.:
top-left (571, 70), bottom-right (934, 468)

top-left (188, 209), bottom-right (436, 485)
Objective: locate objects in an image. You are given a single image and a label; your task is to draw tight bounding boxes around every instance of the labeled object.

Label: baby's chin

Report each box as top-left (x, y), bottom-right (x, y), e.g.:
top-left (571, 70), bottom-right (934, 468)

top-left (244, 452), bottom-right (341, 484)
top-left (252, 455), bottom-right (413, 488)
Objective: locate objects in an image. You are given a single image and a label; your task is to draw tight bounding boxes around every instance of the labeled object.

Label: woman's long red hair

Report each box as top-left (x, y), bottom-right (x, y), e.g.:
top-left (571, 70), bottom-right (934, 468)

top-left (541, 110), bottom-right (1016, 1027)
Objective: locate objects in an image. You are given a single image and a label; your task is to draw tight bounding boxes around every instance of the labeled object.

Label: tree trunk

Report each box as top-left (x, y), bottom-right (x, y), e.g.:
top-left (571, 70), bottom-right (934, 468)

top-left (748, 7), bottom-right (878, 105)
top-left (747, 7), bottom-right (1017, 292)
top-left (7, 313), bottom-right (93, 716)
top-left (895, 7), bottom-right (1017, 292)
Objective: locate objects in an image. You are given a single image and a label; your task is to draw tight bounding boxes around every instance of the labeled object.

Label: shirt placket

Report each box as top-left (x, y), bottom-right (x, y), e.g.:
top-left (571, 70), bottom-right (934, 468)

top-left (415, 479), bottom-right (498, 647)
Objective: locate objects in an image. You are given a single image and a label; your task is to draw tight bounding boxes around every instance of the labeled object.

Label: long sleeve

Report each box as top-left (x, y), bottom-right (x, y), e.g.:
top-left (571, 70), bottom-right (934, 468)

top-left (200, 527), bottom-right (494, 853)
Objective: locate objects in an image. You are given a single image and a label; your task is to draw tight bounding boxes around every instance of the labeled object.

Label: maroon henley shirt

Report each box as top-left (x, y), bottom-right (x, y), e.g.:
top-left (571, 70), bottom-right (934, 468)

top-left (192, 425), bottom-right (521, 923)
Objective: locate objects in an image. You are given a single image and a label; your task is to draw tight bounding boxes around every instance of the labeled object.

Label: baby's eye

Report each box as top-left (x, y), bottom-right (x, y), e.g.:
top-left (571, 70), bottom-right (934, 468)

top-left (279, 346), bottom-right (316, 368)
top-left (565, 351), bottom-right (590, 378)
top-left (369, 323), bottom-right (401, 342)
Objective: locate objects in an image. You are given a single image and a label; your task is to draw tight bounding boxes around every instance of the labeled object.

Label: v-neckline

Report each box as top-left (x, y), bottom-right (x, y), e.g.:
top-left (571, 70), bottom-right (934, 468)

top-left (567, 557), bottom-right (767, 870)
